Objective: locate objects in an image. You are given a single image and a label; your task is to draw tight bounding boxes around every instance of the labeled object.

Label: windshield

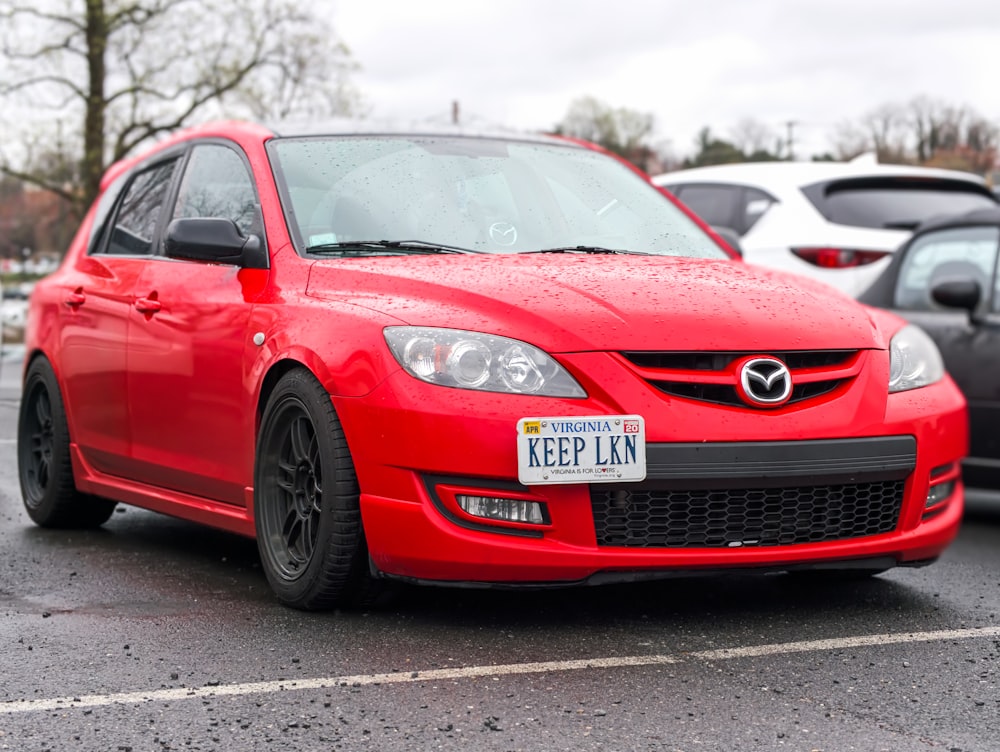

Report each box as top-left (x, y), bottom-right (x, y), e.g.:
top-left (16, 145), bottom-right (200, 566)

top-left (267, 135), bottom-right (726, 258)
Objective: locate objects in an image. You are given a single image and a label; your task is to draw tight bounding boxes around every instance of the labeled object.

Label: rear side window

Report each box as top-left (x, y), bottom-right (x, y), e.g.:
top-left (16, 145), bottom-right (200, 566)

top-left (671, 184), bottom-right (774, 235)
top-left (802, 178), bottom-right (997, 230)
top-left (104, 160), bottom-right (179, 256)
top-left (86, 172), bottom-right (129, 254)
top-left (672, 185), bottom-right (739, 229)
top-left (894, 225), bottom-right (999, 313)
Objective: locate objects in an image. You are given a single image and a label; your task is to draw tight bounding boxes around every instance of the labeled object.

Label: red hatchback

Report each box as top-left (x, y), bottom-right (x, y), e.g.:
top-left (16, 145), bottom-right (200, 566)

top-left (19, 121), bottom-right (967, 609)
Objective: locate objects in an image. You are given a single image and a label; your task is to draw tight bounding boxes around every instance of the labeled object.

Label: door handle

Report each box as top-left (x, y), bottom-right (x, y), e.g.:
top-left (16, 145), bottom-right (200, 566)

top-left (63, 290), bottom-right (86, 308)
top-left (134, 296), bottom-right (162, 314)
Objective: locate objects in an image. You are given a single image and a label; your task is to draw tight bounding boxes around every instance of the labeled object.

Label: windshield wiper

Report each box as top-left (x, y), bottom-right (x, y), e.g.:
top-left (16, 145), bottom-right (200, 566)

top-left (525, 245), bottom-right (650, 255)
top-left (306, 239), bottom-right (481, 255)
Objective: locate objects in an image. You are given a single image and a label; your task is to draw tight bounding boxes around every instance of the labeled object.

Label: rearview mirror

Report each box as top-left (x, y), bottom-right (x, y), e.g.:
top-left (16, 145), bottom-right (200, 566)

top-left (164, 218), bottom-right (267, 269)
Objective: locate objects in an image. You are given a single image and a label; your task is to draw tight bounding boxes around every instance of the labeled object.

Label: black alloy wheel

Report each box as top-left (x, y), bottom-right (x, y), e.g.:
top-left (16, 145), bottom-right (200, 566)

top-left (254, 369), bottom-right (379, 610)
top-left (17, 358), bottom-right (117, 528)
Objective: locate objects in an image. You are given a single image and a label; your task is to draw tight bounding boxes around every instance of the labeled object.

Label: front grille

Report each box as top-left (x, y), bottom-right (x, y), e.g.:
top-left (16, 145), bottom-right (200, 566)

top-left (653, 379), bottom-right (841, 407)
top-left (623, 350), bottom-right (856, 371)
top-left (620, 349), bottom-right (861, 408)
top-left (591, 480), bottom-right (904, 548)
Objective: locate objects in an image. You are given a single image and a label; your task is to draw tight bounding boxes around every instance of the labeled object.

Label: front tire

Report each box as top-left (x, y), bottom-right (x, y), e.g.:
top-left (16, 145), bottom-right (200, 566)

top-left (254, 369), bottom-right (379, 610)
top-left (17, 357), bottom-right (117, 528)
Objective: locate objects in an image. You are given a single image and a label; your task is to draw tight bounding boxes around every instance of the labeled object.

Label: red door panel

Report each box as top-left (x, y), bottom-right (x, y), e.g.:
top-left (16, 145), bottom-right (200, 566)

top-left (55, 255), bottom-right (147, 476)
top-left (125, 260), bottom-right (262, 504)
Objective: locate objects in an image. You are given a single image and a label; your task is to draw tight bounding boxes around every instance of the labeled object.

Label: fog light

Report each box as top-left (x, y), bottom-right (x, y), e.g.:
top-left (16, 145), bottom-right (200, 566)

top-left (457, 495), bottom-right (546, 524)
top-left (926, 480), bottom-right (955, 508)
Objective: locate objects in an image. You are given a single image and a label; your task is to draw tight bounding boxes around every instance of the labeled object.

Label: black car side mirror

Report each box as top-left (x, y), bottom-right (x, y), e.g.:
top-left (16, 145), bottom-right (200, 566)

top-left (164, 217), bottom-right (267, 269)
top-left (931, 278), bottom-right (983, 322)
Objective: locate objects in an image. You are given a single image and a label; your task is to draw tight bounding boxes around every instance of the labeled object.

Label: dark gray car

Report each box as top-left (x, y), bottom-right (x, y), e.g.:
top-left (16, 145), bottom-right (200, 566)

top-left (860, 207), bottom-right (1000, 493)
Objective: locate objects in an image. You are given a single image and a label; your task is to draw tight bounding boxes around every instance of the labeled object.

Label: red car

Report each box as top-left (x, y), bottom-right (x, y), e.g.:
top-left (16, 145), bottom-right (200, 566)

top-left (19, 121), bottom-right (967, 609)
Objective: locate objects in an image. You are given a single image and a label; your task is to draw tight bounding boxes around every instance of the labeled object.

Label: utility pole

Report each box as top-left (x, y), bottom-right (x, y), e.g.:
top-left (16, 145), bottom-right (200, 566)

top-left (452, 100), bottom-right (460, 125)
top-left (785, 120), bottom-right (797, 161)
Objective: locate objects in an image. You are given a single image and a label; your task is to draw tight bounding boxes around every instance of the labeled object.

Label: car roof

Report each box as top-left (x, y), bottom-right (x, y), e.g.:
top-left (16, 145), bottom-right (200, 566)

top-left (99, 119), bottom-right (585, 192)
top-left (911, 206), bottom-right (1000, 233)
top-left (652, 159), bottom-right (987, 190)
top-left (268, 117), bottom-right (573, 147)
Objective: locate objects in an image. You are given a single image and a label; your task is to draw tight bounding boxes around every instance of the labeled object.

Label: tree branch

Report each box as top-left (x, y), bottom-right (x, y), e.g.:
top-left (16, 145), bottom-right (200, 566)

top-left (0, 5), bottom-right (85, 32)
top-left (0, 163), bottom-right (77, 204)
top-left (0, 74), bottom-right (85, 100)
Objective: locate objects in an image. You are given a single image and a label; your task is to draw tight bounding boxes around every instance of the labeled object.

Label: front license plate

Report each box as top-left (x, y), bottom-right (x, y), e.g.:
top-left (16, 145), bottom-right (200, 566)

top-left (516, 415), bottom-right (646, 485)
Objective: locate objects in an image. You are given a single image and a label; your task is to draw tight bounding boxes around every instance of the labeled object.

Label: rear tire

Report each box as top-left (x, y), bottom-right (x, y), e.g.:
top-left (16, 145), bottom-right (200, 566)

top-left (17, 358), bottom-right (117, 528)
top-left (254, 369), bottom-right (380, 610)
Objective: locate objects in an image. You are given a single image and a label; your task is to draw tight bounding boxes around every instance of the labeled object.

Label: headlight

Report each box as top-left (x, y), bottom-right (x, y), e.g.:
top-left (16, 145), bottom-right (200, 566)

top-left (888, 324), bottom-right (944, 393)
top-left (384, 327), bottom-right (586, 397)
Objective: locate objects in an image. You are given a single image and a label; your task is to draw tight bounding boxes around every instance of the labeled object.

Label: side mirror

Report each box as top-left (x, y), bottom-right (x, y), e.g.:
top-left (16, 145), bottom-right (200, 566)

top-left (931, 278), bottom-right (981, 312)
top-left (931, 278), bottom-right (983, 322)
top-left (164, 217), bottom-right (267, 269)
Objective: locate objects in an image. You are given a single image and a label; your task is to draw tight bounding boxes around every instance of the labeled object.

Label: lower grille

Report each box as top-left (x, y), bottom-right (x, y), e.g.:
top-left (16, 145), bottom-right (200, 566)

top-left (591, 481), bottom-right (904, 548)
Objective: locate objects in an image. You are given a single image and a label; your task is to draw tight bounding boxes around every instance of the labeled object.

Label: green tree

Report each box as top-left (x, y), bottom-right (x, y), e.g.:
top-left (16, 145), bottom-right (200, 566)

top-left (0, 0), bottom-right (361, 215)
top-left (554, 96), bottom-right (658, 169)
top-left (684, 128), bottom-right (745, 167)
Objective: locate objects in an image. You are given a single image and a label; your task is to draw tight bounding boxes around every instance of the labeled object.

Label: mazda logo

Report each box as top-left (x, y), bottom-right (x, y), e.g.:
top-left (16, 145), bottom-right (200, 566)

top-left (737, 357), bottom-right (792, 407)
top-left (488, 221), bottom-right (518, 246)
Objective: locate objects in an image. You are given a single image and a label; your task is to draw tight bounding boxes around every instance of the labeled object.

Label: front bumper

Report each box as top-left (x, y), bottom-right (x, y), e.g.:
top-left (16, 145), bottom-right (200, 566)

top-left (334, 361), bottom-right (967, 585)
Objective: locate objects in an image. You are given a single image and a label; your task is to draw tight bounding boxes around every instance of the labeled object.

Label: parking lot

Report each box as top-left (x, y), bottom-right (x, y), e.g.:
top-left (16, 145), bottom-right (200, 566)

top-left (0, 355), bottom-right (998, 750)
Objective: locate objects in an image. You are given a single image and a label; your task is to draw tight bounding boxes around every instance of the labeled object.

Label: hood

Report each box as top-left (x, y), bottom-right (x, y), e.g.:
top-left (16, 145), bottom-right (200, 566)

top-left (306, 254), bottom-right (884, 352)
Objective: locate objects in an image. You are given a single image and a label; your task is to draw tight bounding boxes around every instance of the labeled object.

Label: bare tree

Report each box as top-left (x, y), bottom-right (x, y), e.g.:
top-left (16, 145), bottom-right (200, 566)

top-left (909, 95), bottom-right (949, 163)
top-left (0, 0), bottom-right (361, 213)
top-left (860, 103), bottom-right (909, 164)
top-left (827, 119), bottom-right (871, 161)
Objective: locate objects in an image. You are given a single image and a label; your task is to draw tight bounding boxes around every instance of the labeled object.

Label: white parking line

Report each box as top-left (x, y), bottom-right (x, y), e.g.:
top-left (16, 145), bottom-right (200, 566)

top-left (0, 655), bottom-right (680, 714)
top-left (688, 626), bottom-right (1000, 659)
top-left (2, 625), bottom-right (999, 715)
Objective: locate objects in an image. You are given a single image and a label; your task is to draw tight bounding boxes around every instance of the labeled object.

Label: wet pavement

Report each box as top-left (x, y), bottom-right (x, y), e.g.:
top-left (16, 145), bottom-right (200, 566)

top-left (0, 357), bottom-right (998, 750)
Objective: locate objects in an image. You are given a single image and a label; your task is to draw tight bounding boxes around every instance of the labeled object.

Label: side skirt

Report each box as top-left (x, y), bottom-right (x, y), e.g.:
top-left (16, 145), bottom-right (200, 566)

top-left (69, 444), bottom-right (256, 537)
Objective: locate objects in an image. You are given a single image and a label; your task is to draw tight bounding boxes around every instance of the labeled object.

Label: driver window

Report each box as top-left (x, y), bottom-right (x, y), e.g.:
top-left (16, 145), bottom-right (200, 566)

top-left (893, 226), bottom-right (999, 314)
top-left (173, 144), bottom-right (262, 237)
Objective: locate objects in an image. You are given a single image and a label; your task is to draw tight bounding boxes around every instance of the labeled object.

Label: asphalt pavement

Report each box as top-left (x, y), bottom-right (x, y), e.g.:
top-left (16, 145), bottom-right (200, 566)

top-left (0, 352), bottom-right (998, 751)
top-left (0, 345), bottom-right (23, 403)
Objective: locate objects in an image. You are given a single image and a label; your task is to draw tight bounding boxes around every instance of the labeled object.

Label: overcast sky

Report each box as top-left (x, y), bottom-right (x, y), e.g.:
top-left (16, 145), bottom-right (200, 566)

top-left (332, 0), bottom-right (1000, 162)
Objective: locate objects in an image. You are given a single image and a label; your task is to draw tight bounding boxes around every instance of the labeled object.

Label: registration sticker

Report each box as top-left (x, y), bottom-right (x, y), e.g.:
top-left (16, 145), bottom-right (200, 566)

top-left (516, 415), bottom-right (646, 485)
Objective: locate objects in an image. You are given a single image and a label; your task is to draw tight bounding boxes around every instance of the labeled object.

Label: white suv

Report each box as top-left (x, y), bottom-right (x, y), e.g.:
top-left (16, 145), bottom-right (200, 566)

top-left (653, 159), bottom-right (998, 296)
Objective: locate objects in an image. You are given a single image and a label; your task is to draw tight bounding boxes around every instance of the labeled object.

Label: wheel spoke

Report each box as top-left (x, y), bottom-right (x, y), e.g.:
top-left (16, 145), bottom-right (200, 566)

top-left (35, 391), bottom-right (51, 427)
top-left (24, 388), bottom-right (54, 496)
top-left (37, 457), bottom-right (49, 488)
top-left (281, 507), bottom-right (304, 566)
top-left (289, 417), bottom-right (312, 464)
top-left (312, 476), bottom-right (323, 513)
top-left (300, 512), bottom-right (315, 561)
top-left (276, 459), bottom-right (297, 493)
